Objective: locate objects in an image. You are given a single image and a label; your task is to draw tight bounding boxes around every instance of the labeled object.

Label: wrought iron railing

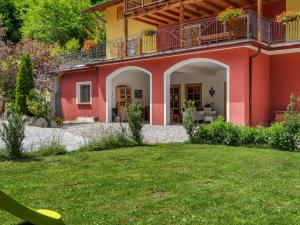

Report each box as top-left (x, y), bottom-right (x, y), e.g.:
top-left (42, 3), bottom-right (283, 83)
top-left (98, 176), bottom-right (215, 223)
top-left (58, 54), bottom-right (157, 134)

top-left (125, 0), bottom-right (170, 13)
top-left (61, 11), bottom-right (300, 69)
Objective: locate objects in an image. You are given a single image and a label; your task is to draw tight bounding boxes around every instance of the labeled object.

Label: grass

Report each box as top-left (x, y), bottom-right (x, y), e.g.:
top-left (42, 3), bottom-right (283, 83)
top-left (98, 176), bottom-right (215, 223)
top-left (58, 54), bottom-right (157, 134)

top-left (1, 143), bottom-right (300, 224)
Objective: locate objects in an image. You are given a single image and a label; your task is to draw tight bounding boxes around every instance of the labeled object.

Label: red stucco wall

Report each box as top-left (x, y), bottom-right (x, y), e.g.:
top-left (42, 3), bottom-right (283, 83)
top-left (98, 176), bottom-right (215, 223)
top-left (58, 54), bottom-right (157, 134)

top-left (270, 52), bottom-right (300, 121)
top-left (61, 68), bottom-right (99, 121)
top-left (96, 47), bottom-right (251, 125)
top-left (251, 52), bottom-right (270, 126)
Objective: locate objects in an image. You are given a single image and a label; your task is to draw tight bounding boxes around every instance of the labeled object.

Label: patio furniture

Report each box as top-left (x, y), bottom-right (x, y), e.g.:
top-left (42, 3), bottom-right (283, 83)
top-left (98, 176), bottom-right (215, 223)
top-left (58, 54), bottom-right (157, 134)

top-left (198, 31), bottom-right (235, 44)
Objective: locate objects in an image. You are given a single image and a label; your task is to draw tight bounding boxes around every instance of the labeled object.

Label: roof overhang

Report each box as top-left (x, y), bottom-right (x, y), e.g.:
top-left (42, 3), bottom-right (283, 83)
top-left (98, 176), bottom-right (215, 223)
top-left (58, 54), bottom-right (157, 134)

top-left (83, 0), bottom-right (122, 13)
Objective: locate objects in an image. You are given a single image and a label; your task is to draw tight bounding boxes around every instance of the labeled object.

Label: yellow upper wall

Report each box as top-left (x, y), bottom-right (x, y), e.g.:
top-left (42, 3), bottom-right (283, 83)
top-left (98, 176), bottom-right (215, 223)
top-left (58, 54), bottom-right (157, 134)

top-left (106, 4), bottom-right (155, 41)
top-left (286, 0), bottom-right (300, 10)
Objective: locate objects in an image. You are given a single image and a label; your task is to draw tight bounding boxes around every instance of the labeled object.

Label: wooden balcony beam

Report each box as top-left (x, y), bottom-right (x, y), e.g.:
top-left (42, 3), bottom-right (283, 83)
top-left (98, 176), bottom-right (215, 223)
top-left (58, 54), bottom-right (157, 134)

top-left (166, 8), bottom-right (190, 20)
top-left (149, 12), bottom-right (178, 23)
top-left (134, 17), bottom-right (161, 26)
top-left (144, 15), bottom-right (169, 25)
top-left (220, 0), bottom-right (241, 8)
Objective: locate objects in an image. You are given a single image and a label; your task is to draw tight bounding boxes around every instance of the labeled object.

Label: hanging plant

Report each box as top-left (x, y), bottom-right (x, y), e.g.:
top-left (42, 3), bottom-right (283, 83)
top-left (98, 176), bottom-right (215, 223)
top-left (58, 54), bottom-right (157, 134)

top-left (276, 11), bottom-right (300, 24)
top-left (143, 28), bottom-right (156, 36)
top-left (217, 7), bottom-right (245, 23)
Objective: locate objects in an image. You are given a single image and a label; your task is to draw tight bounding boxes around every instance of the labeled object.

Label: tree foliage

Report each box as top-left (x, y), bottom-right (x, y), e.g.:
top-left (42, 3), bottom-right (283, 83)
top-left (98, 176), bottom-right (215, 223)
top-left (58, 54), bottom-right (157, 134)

top-left (0, 0), bottom-right (22, 42)
top-left (15, 53), bottom-right (34, 114)
top-left (19, 0), bottom-right (95, 44)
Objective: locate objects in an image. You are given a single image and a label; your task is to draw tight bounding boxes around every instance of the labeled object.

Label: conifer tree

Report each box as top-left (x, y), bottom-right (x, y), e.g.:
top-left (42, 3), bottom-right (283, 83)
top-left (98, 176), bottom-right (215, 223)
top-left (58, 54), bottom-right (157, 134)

top-left (15, 53), bottom-right (35, 115)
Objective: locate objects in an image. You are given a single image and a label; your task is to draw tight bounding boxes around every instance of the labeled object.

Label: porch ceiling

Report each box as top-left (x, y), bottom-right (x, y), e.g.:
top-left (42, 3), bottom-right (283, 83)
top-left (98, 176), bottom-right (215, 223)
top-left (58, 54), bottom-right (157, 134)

top-left (128, 0), bottom-right (280, 27)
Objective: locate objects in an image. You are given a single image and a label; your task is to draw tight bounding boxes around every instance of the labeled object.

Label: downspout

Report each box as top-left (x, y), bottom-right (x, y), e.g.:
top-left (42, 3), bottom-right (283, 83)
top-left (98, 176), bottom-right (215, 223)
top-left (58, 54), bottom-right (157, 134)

top-left (249, 47), bottom-right (261, 126)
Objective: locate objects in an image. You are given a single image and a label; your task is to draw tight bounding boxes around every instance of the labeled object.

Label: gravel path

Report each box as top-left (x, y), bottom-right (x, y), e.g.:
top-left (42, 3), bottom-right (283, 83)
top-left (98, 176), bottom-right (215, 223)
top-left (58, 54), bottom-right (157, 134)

top-left (0, 122), bottom-right (188, 152)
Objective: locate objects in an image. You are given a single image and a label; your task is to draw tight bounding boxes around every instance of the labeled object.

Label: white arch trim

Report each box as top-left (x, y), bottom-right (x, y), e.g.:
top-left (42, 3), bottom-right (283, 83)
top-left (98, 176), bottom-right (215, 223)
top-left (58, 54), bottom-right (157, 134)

top-left (164, 58), bottom-right (230, 126)
top-left (106, 66), bottom-right (153, 125)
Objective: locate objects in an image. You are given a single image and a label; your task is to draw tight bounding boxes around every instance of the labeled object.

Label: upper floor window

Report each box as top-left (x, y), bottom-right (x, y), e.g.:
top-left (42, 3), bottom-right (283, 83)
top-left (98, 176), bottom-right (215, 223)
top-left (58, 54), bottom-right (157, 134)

top-left (76, 81), bottom-right (92, 104)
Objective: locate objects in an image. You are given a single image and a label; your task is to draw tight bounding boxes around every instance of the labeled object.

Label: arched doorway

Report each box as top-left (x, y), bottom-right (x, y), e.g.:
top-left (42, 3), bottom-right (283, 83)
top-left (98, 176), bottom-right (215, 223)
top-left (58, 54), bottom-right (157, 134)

top-left (164, 58), bottom-right (230, 125)
top-left (106, 66), bottom-right (152, 124)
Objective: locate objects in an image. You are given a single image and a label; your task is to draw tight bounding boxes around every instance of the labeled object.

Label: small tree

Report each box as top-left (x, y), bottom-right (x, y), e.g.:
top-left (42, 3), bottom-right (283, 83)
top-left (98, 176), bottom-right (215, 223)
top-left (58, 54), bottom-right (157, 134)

top-left (15, 53), bottom-right (34, 114)
top-left (0, 111), bottom-right (25, 159)
top-left (182, 100), bottom-right (197, 143)
top-left (125, 102), bottom-right (144, 145)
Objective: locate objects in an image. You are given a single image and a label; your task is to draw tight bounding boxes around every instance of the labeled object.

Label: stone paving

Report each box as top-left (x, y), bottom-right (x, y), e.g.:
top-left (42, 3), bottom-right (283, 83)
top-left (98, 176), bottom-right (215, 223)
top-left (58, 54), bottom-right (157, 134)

top-left (0, 122), bottom-right (188, 151)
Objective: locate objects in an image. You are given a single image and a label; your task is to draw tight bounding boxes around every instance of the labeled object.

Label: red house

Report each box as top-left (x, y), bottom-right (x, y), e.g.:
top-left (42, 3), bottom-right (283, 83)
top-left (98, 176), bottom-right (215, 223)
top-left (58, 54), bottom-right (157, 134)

top-left (57, 0), bottom-right (300, 126)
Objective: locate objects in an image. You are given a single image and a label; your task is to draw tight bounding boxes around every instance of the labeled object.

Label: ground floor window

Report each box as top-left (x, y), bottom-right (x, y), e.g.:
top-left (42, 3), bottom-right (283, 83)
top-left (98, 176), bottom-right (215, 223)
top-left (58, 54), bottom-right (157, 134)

top-left (76, 81), bottom-right (91, 104)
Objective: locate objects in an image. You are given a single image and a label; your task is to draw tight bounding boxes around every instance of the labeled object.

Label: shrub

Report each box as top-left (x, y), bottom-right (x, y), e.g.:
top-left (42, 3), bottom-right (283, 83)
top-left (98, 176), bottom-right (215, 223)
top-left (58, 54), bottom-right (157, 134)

top-left (64, 38), bottom-right (80, 53)
top-left (26, 89), bottom-right (47, 117)
top-left (251, 126), bottom-right (269, 148)
top-left (239, 126), bottom-right (257, 146)
top-left (182, 100), bottom-right (197, 143)
top-left (15, 53), bottom-right (34, 115)
top-left (125, 102), bottom-right (144, 145)
top-left (205, 117), bottom-right (228, 144)
top-left (268, 122), bottom-right (292, 150)
top-left (80, 130), bottom-right (135, 152)
top-left (31, 135), bottom-right (67, 157)
top-left (281, 94), bottom-right (300, 151)
top-left (194, 124), bottom-right (211, 144)
top-left (0, 111), bottom-right (25, 159)
top-left (223, 121), bottom-right (240, 146)
top-left (53, 117), bottom-right (63, 127)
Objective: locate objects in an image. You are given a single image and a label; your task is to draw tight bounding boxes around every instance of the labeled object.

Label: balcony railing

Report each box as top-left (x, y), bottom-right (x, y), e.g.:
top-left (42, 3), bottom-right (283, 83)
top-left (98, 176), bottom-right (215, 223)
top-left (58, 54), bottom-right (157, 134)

top-left (60, 12), bottom-right (300, 70)
top-left (125, 0), bottom-right (170, 13)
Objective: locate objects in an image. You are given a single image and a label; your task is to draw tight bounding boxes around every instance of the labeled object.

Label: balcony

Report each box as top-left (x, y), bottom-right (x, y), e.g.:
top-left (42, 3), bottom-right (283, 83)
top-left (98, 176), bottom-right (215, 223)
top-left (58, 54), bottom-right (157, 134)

top-left (60, 11), bottom-right (300, 70)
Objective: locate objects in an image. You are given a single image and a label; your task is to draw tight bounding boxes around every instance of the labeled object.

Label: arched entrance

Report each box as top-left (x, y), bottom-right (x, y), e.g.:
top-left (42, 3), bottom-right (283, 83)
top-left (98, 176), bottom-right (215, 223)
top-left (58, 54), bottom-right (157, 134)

top-left (164, 58), bottom-right (230, 125)
top-left (106, 66), bottom-right (152, 124)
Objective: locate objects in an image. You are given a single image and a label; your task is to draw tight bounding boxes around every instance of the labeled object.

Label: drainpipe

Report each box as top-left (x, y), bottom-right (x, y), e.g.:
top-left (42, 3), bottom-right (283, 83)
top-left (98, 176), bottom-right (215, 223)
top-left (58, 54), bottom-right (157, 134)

top-left (249, 47), bottom-right (261, 126)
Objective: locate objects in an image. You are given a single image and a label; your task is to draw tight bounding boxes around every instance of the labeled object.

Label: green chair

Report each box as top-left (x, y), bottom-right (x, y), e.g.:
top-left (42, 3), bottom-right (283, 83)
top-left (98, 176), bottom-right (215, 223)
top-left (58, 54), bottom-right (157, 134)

top-left (0, 190), bottom-right (64, 225)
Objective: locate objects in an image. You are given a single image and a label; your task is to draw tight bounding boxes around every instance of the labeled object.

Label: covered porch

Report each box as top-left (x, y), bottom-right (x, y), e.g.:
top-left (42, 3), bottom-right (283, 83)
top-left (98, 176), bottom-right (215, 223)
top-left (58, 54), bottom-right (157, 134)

top-left (164, 58), bottom-right (228, 125)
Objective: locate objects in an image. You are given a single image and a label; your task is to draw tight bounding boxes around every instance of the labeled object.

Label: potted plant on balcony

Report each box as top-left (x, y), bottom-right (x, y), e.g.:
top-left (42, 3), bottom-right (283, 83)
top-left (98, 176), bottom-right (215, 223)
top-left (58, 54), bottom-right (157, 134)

top-left (217, 7), bottom-right (245, 23)
top-left (217, 7), bottom-right (245, 36)
top-left (143, 28), bottom-right (156, 36)
top-left (276, 11), bottom-right (300, 24)
top-left (81, 39), bottom-right (97, 54)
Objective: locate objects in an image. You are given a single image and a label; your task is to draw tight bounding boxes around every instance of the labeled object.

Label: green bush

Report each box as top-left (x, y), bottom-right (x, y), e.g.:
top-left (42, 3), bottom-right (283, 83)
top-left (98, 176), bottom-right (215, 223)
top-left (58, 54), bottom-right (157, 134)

top-left (0, 111), bottom-right (25, 159)
top-left (239, 126), bottom-right (257, 147)
top-left (26, 89), bottom-right (47, 117)
top-left (206, 117), bottom-right (228, 145)
top-left (80, 130), bottom-right (135, 152)
top-left (15, 54), bottom-right (35, 115)
top-left (268, 123), bottom-right (292, 150)
top-left (182, 100), bottom-right (197, 143)
top-left (53, 117), bottom-right (63, 127)
top-left (195, 117), bottom-right (240, 146)
top-left (252, 126), bottom-right (269, 148)
top-left (194, 124), bottom-right (211, 144)
top-left (64, 38), bottom-right (80, 53)
top-left (223, 121), bottom-right (240, 146)
top-left (125, 102), bottom-right (144, 145)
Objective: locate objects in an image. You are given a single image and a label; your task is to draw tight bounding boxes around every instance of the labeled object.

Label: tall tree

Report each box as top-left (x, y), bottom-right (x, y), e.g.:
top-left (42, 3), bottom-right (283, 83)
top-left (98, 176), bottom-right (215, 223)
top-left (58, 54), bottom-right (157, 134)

top-left (15, 53), bottom-right (34, 115)
top-left (0, 0), bottom-right (22, 42)
top-left (19, 0), bottom-right (94, 45)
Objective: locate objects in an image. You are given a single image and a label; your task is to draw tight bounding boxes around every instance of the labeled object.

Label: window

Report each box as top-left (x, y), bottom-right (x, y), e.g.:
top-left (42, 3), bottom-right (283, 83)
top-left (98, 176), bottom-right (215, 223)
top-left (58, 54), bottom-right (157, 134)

top-left (76, 82), bottom-right (91, 104)
top-left (185, 83), bottom-right (202, 111)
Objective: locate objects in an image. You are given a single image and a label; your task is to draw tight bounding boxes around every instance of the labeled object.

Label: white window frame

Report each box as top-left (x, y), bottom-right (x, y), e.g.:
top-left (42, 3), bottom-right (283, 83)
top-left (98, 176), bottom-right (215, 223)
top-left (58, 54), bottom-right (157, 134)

top-left (76, 81), bottom-right (92, 105)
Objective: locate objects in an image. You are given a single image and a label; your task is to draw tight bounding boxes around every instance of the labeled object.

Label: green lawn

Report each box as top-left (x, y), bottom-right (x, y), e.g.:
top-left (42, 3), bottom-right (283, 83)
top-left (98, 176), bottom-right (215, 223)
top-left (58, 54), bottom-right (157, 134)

top-left (1, 144), bottom-right (300, 225)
